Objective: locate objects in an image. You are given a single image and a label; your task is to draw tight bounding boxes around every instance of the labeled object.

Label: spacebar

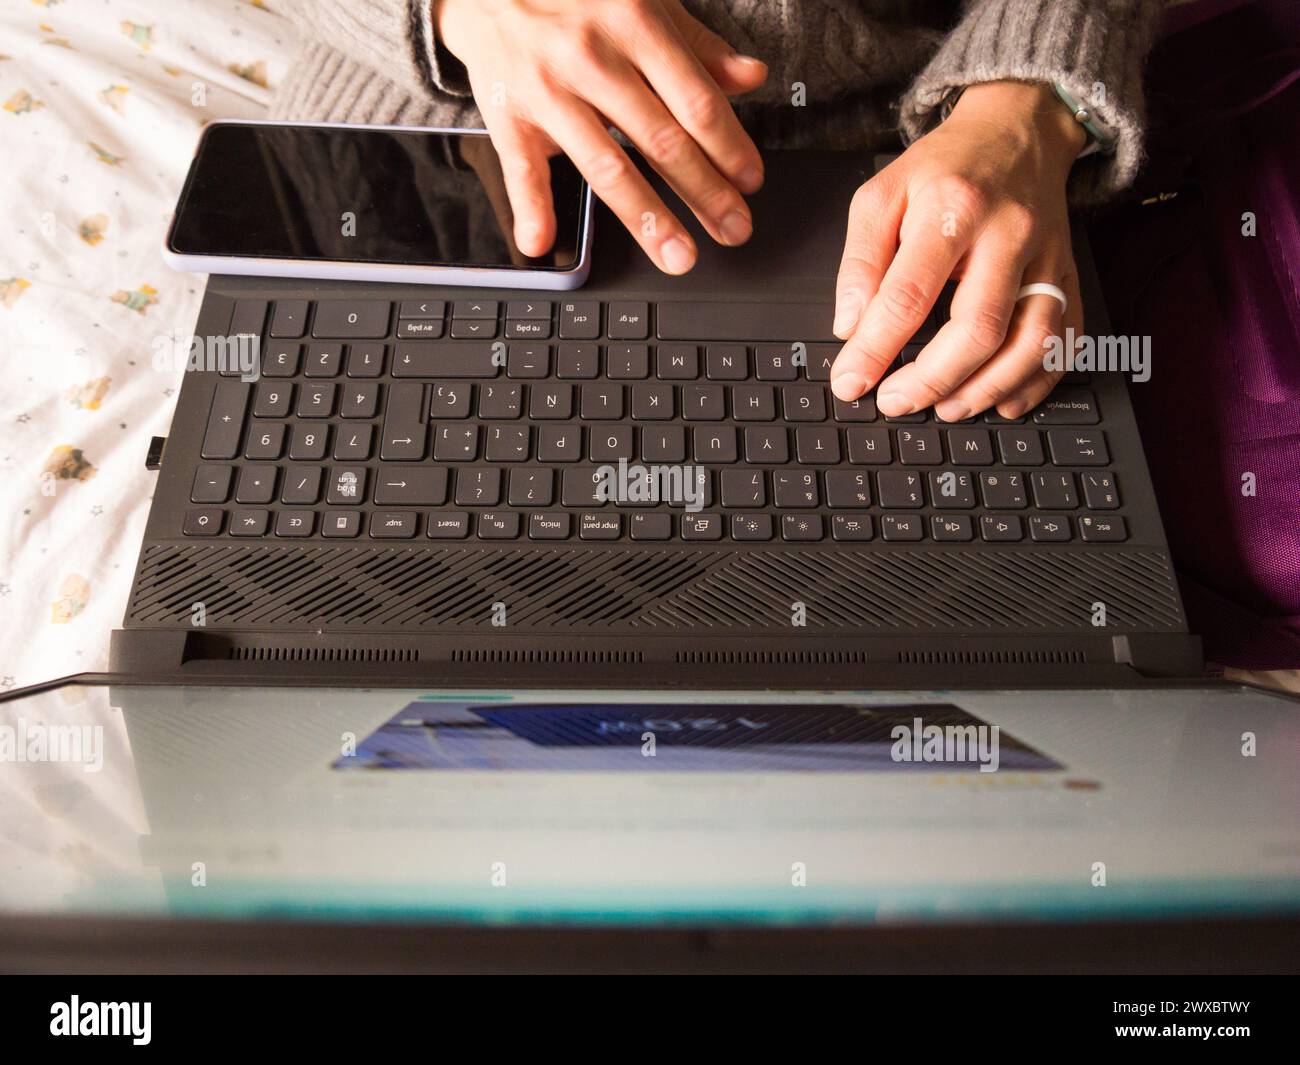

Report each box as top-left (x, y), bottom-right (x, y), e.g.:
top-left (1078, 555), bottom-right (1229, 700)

top-left (656, 302), bottom-right (835, 341)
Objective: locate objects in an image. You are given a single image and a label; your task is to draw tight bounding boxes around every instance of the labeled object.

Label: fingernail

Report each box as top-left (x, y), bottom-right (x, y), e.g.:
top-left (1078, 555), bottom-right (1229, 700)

top-left (738, 165), bottom-right (764, 194)
top-left (877, 391), bottom-right (916, 417)
top-left (831, 372), bottom-right (866, 402)
top-left (935, 401), bottom-right (970, 422)
top-left (833, 293), bottom-right (860, 338)
top-left (660, 237), bottom-right (695, 274)
top-left (729, 54), bottom-right (767, 71)
top-left (719, 210), bottom-right (751, 245)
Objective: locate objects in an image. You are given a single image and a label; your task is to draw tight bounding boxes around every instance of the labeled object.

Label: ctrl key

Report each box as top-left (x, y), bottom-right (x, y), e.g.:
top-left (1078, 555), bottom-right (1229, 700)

top-left (183, 508), bottom-right (224, 536)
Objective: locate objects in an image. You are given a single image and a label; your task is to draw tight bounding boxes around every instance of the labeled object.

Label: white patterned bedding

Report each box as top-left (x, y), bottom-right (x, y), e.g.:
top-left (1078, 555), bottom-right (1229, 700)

top-left (0, 1), bottom-right (292, 690)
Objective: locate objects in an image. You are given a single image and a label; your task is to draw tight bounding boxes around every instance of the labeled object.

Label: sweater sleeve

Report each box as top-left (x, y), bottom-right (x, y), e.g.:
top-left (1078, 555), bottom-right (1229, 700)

top-left (898, 0), bottom-right (1168, 202)
top-left (271, 0), bottom-right (473, 102)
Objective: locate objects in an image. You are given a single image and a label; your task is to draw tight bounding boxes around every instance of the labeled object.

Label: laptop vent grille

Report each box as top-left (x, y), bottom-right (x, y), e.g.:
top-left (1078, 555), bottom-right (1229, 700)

top-left (897, 649), bottom-right (1086, 665)
top-left (450, 648), bottom-right (643, 664)
top-left (226, 646), bottom-right (419, 663)
top-left (125, 543), bottom-right (1184, 635)
top-left (674, 650), bottom-right (869, 665)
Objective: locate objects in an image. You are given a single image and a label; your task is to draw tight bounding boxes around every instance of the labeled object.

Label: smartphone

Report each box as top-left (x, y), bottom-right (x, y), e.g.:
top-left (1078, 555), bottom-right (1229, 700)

top-left (164, 120), bottom-right (593, 290)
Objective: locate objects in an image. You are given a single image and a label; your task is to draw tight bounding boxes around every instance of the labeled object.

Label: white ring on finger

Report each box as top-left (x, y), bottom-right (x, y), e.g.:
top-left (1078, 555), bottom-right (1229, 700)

top-left (1015, 282), bottom-right (1068, 314)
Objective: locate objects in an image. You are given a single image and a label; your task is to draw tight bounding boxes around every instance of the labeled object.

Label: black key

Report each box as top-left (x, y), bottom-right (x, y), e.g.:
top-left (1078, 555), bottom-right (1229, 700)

top-left (346, 342), bottom-right (386, 378)
top-left (782, 386), bottom-right (827, 422)
top-left (427, 512), bottom-right (471, 539)
top-left (642, 425), bottom-right (686, 463)
top-left (997, 429), bottom-right (1045, 466)
top-left (457, 468), bottom-right (501, 506)
top-left (230, 509), bottom-right (270, 537)
top-left (1031, 471), bottom-right (1078, 509)
top-left (980, 471), bottom-right (1027, 509)
top-left (1081, 471), bottom-right (1120, 509)
top-left (657, 343), bottom-right (698, 379)
top-left (435, 424), bottom-right (479, 461)
top-left (782, 514), bottom-right (823, 541)
top-left (947, 428), bottom-right (994, 465)
top-left (720, 469), bottom-right (765, 507)
top-left (282, 466), bottom-right (322, 505)
top-left (393, 341), bottom-right (499, 378)
top-left (261, 342), bottom-right (300, 378)
top-left (931, 514), bottom-right (974, 542)
top-left (632, 384), bottom-right (674, 420)
top-left (506, 318), bottom-right (551, 340)
top-left (825, 470), bottom-right (871, 507)
top-left (846, 427), bottom-right (892, 464)
top-left (399, 299), bottom-right (445, 320)
top-left (485, 424), bottom-right (529, 461)
top-left (877, 470), bottom-right (924, 508)
top-left (563, 468), bottom-right (604, 508)
top-left (981, 514), bottom-right (1024, 542)
top-left (694, 426), bottom-right (737, 463)
top-left (897, 427), bottom-right (942, 465)
top-left (321, 511), bottom-right (362, 538)
top-left (296, 382), bottom-right (336, 418)
top-left (580, 513), bottom-right (621, 540)
top-left (269, 299), bottom-right (308, 338)
top-left (450, 318), bottom-right (498, 339)
top-left (381, 382), bottom-right (426, 460)
top-left (371, 511), bottom-right (418, 539)
top-left (608, 301), bottom-right (650, 340)
top-left (304, 343), bottom-right (343, 377)
top-left (507, 343), bottom-right (550, 378)
top-left (430, 382), bottom-right (472, 419)
top-left (744, 426), bottom-right (788, 463)
top-left (539, 425), bottom-right (582, 462)
top-left (557, 343), bottom-right (599, 379)
top-left (985, 410), bottom-right (1026, 425)
top-left (510, 304), bottom-right (555, 326)
top-left (375, 468), bottom-right (447, 506)
top-left (253, 381), bottom-right (293, 418)
top-left (630, 512), bottom-right (672, 540)
top-left (559, 301), bottom-right (600, 339)
top-left (831, 514), bottom-right (874, 541)
top-left (529, 512), bottom-right (571, 540)
top-left (1048, 430), bottom-right (1110, 466)
top-left (795, 426), bottom-right (840, 463)
top-left (732, 385), bottom-right (775, 421)
top-left (1029, 515), bottom-right (1072, 542)
top-left (341, 381), bottom-right (380, 419)
top-left (334, 424), bottom-right (373, 461)
top-left (530, 384), bottom-right (573, 420)
top-left (275, 510), bottom-right (314, 538)
top-left (1079, 515), bottom-right (1127, 542)
top-left (289, 423), bottom-right (329, 461)
top-left (606, 344), bottom-right (649, 379)
top-left (833, 396), bottom-right (876, 422)
top-left (201, 380), bottom-right (250, 460)
top-left (590, 425), bottom-right (633, 462)
top-left (397, 318), bottom-right (445, 340)
top-left (880, 514), bottom-right (924, 541)
top-left (327, 466), bottom-right (367, 505)
top-left (453, 300), bottom-right (497, 319)
top-left (657, 302), bottom-right (833, 341)
top-left (682, 384), bottom-right (726, 421)
top-left (731, 513), bottom-right (774, 541)
top-left (773, 471), bottom-right (818, 508)
top-left (478, 512), bottom-right (521, 539)
top-left (183, 507), bottom-right (223, 536)
top-left (1033, 389), bottom-right (1099, 425)
top-left (803, 344), bottom-right (839, 382)
top-left (245, 421), bottom-right (285, 460)
top-left (581, 384), bottom-right (624, 420)
top-left (705, 344), bottom-right (748, 380)
top-left (235, 465), bottom-right (277, 505)
top-left (682, 513), bottom-right (723, 541)
top-left (755, 345), bottom-right (799, 381)
top-left (479, 382), bottom-right (522, 419)
top-left (229, 298), bottom-right (268, 340)
top-left (313, 300), bottom-right (390, 338)
top-left (929, 470), bottom-right (976, 509)
top-left (509, 468), bottom-right (554, 506)
top-left (191, 464), bottom-right (232, 503)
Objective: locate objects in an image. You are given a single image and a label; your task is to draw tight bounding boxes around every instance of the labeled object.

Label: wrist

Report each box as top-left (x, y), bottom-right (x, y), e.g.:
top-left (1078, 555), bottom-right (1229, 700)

top-left (951, 81), bottom-right (1088, 172)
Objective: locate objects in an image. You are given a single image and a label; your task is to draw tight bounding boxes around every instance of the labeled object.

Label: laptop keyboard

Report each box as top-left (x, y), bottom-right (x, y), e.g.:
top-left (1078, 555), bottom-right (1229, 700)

top-left (184, 297), bottom-right (1126, 545)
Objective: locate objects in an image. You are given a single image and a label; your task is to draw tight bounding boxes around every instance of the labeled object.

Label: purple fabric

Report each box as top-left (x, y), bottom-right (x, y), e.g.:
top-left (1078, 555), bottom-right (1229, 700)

top-left (1087, 0), bottom-right (1300, 668)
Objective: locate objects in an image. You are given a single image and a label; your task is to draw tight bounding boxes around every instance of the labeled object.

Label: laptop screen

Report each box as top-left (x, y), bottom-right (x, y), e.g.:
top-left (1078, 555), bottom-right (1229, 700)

top-left (2, 682), bottom-right (1297, 925)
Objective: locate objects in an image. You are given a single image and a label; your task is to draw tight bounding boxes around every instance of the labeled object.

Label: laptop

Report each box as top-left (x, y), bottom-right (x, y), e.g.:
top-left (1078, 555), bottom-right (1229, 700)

top-left (107, 147), bottom-right (1201, 687)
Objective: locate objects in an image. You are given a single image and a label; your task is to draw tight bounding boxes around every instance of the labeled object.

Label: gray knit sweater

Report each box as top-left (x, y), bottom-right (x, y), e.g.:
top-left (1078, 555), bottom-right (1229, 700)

top-left (268, 0), bottom-right (1168, 203)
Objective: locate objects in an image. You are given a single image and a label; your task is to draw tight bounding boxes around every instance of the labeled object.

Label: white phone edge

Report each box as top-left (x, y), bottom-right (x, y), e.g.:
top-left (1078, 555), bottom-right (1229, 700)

top-left (162, 119), bottom-right (594, 292)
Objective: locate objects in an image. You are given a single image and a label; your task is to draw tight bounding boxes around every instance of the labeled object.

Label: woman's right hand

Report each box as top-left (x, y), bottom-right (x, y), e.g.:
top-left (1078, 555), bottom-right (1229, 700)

top-left (434, 0), bottom-right (768, 273)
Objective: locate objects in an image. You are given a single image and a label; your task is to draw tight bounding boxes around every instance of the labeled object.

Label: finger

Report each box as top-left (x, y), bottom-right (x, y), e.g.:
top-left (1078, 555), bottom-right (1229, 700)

top-left (876, 236), bottom-right (1026, 421)
top-left (624, 4), bottom-right (765, 195)
top-left (832, 174), bottom-right (903, 343)
top-left (939, 258), bottom-right (1075, 417)
top-left (662, 2), bottom-right (769, 97)
top-left (994, 263), bottom-right (1084, 418)
top-left (831, 191), bottom-right (972, 404)
top-left (586, 54), bottom-right (753, 247)
top-left (541, 93), bottom-right (697, 274)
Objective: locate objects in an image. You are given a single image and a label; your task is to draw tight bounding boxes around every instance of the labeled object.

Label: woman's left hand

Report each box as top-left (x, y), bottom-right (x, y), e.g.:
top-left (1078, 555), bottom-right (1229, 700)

top-left (830, 80), bottom-right (1088, 421)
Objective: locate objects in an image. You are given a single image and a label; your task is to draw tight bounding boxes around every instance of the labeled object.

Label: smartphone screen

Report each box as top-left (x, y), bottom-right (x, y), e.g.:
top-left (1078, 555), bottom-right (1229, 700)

top-left (167, 123), bottom-right (587, 271)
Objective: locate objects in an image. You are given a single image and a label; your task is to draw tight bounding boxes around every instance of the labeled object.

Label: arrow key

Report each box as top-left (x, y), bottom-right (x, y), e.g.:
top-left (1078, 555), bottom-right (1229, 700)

top-left (374, 467), bottom-right (448, 506)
